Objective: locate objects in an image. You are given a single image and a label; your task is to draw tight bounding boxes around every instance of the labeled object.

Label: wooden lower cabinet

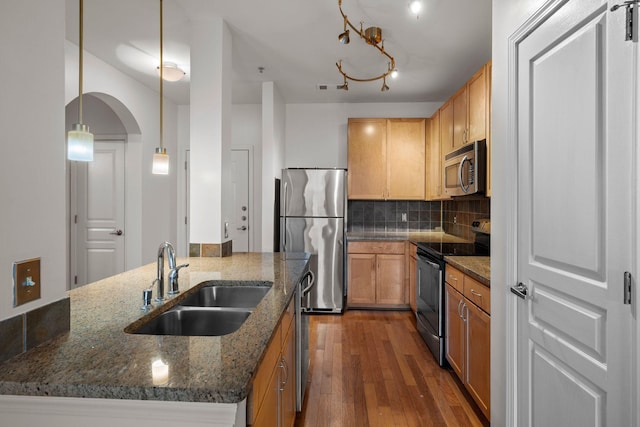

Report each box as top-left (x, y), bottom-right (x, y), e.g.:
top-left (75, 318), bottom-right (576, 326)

top-left (347, 254), bottom-right (377, 305)
top-left (281, 319), bottom-right (296, 427)
top-left (465, 299), bottom-right (490, 418)
top-left (445, 284), bottom-right (465, 380)
top-left (347, 241), bottom-right (407, 308)
top-left (376, 254), bottom-right (405, 305)
top-left (444, 266), bottom-right (490, 421)
top-left (250, 299), bottom-right (296, 427)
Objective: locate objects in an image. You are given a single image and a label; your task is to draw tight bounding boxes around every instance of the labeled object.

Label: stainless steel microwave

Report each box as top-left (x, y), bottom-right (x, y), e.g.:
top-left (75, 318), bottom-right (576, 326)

top-left (443, 139), bottom-right (486, 197)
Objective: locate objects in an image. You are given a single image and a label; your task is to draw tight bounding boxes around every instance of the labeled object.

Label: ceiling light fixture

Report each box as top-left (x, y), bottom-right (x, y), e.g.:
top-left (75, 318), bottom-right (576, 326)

top-left (152, 0), bottom-right (169, 175)
top-left (67, 0), bottom-right (94, 162)
top-left (335, 0), bottom-right (396, 91)
top-left (156, 61), bottom-right (186, 82)
top-left (409, 0), bottom-right (423, 18)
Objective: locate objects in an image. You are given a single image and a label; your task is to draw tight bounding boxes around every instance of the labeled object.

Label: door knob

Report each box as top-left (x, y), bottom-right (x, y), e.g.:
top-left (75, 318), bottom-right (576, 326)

top-left (109, 229), bottom-right (123, 236)
top-left (510, 282), bottom-right (528, 300)
top-left (237, 226), bottom-right (247, 231)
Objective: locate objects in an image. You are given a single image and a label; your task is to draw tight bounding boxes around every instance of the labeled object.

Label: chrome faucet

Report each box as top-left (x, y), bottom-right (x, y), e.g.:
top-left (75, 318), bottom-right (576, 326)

top-left (155, 242), bottom-right (188, 301)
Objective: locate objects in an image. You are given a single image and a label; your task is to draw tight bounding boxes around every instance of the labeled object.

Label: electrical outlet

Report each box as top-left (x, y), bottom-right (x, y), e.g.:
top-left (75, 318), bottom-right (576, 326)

top-left (401, 212), bottom-right (407, 222)
top-left (13, 258), bottom-right (41, 307)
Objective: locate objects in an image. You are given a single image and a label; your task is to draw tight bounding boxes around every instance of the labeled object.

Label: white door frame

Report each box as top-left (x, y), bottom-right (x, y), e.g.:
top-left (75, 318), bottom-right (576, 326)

top-left (503, 1), bottom-right (639, 425)
top-left (69, 135), bottom-right (127, 288)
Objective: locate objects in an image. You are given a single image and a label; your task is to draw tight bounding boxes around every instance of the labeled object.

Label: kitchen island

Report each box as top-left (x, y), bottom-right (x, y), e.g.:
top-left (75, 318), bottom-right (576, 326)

top-left (0, 253), bottom-right (308, 427)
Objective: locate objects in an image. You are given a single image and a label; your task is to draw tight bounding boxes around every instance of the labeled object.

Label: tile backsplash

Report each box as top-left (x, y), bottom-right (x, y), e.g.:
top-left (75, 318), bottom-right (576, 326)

top-left (347, 198), bottom-right (490, 240)
top-left (443, 198), bottom-right (491, 240)
top-left (347, 200), bottom-right (442, 232)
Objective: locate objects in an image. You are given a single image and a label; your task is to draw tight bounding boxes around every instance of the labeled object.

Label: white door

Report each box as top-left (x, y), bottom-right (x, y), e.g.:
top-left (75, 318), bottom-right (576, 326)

top-left (230, 149), bottom-right (250, 252)
top-left (72, 140), bottom-right (126, 287)
top-left (515, 1), bottom-right (634, 425)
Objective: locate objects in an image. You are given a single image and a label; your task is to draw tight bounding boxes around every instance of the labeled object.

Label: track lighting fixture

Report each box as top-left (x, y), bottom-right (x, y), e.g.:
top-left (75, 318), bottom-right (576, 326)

top-left (335, 0), bottom-right (396, 91)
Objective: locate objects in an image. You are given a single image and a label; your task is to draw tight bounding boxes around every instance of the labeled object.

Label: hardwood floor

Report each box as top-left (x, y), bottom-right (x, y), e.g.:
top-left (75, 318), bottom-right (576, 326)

top-left (295, 310), bottom-right (489, 427)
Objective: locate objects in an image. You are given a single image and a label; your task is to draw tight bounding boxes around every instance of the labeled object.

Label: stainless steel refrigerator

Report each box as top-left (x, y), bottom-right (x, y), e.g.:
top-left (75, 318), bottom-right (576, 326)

top-left (281, 168), bottom-right (346, 313)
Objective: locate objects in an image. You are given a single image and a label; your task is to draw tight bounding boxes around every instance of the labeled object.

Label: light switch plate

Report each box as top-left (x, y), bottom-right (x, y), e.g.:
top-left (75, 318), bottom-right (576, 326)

top-left (13, 258), bottom-right (41, 307)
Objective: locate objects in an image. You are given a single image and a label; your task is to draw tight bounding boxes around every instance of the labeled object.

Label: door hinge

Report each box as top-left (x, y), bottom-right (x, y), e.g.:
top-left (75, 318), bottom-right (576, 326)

top-left (74, 214), bottom-right (78, 224)
top-left (611, 1), bottom-right (639, 41)
top-left (185, 161), bottom-right (188, 170)
top-left (185, 216), bottom-right (188, 225)
top-left (624, 271), bottom-right (632, 305)
top-left (74, 275), bottom-right (78, 285)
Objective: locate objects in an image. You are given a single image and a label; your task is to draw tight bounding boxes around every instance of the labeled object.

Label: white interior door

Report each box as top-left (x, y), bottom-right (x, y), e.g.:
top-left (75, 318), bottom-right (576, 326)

top-left (73, 140), bottom-right (126, 287)
top-left (230, 149), bottom-right (250, 252)
top-left (515, 1), bottom-right (634, 425)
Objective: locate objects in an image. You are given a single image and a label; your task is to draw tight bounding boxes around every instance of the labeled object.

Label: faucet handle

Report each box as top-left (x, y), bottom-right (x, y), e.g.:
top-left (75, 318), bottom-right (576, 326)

top-left (168, 264), bottom-right (189, 296)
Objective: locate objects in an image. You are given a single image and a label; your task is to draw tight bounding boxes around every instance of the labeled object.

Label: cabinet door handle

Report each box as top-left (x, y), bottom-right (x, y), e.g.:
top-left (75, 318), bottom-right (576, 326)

top-left (457, 299), bottom-right (464, 318)
top-left (462, 302), bottom-right (468, 322)
top-left (469, 288), bottom-right (482, 298)
top-left (280, 357), bottom-right (288, 390)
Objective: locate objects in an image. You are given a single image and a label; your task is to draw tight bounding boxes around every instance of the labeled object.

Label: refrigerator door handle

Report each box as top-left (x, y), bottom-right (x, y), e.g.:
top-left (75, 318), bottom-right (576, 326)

top-left (301, 270), bottom-right (315, 296)
top-left (283, 181), bottom-right (288, 252)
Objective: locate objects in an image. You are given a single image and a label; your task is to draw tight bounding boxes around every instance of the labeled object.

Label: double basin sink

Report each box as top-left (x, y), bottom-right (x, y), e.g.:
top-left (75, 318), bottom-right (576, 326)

top-left (126, 281), bottom-right (272, 337)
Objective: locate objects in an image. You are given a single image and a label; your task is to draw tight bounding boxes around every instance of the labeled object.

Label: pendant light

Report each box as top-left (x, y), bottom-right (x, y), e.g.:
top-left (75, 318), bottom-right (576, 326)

top-left (67, 0), bottom-right (94, 162)
top-left (152, 0), bottom-right (169, 175)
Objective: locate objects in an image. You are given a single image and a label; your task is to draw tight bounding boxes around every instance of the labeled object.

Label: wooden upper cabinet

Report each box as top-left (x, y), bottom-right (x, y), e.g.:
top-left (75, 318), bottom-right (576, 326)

top-left (439, 100), bottom-right (454, 156)
top-left (452, 86), bottom-right (468, 149)
top-left (426, 111), bottom-right (450, 200)
top-left (347, 118), bottom-right (425, 200)
top-left (387, 118), bottom-right (426, 200)
top-left (468, 65), bottom-right (488, 143)
top-left (347, 118), bottom-right (387, 199)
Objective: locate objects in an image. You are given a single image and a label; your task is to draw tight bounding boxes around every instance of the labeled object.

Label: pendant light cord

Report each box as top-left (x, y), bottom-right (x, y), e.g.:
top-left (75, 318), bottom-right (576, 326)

top-left (159, 0), bottom-right (164, 151)
top-left (78, 0), bottom-right (84, 124)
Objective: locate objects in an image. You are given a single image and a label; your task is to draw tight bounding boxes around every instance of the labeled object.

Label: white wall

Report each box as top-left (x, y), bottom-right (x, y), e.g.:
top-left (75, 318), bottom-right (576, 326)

top-left (284, 102), bottom-right (441, 168)
top-left (492, 0), bottom-right (548, 425)
top-left (65, 41), bottom-right (179, 266)
top-left (0, 0), bottom-right (67, 320)
top-left (189, 18), bottom-right (233, 246)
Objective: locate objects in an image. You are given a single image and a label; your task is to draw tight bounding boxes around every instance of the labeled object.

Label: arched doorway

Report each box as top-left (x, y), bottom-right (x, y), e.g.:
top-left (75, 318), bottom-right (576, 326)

top-left (65, 93), bottom-right (142, 288)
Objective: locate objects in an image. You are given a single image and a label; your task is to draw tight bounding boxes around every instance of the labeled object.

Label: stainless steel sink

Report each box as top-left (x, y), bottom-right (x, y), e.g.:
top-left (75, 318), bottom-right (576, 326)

top-left (127, 281), bottom-right (272, 336)
top-left (179, 281), bottom-right (272, 308)
top-left (130, 307), bottom-right (252, 336)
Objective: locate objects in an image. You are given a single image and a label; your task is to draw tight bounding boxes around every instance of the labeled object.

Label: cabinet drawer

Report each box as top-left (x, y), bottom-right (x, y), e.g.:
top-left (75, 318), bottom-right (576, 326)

top-left (445, 265), bottom-right (464, 292)
top-left (348, 241), bottom-right (405, 254)
top-left (464, 276), bottom-right (490, 314)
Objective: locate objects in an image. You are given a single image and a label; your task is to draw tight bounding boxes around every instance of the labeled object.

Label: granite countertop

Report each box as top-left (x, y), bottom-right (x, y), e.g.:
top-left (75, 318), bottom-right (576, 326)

top-left (0, 253), bottom-right (309, 404)
top-left (445, 256), bottom-right (491, 286)
top-left (347, 230), bottom-right (472, 244)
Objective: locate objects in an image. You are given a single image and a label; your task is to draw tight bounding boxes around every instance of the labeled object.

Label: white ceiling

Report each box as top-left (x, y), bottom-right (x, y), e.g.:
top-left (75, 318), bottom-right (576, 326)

top-left (65, 0), bottom-right (492, 106)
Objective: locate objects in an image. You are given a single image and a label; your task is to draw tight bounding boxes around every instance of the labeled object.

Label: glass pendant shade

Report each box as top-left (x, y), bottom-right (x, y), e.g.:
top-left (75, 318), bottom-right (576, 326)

top-left (152, 147), bottom-right (169, 175)
top-left (67, 123), bottom-right (94, 161)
